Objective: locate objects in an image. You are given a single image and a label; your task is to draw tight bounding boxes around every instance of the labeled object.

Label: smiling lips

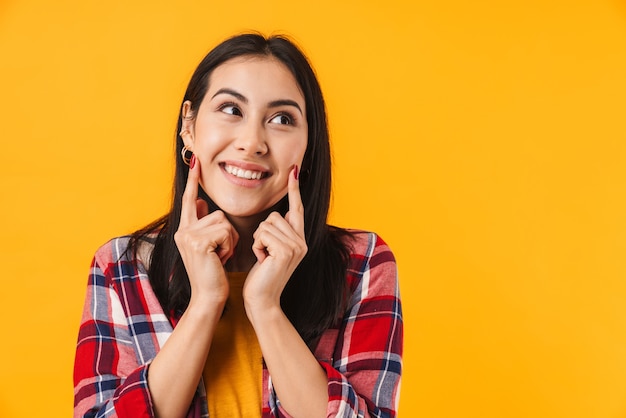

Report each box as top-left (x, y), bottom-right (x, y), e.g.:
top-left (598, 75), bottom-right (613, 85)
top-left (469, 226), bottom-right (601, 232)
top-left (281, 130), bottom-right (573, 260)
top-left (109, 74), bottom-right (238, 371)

top-left (223, 163), bottom-right (269, 180)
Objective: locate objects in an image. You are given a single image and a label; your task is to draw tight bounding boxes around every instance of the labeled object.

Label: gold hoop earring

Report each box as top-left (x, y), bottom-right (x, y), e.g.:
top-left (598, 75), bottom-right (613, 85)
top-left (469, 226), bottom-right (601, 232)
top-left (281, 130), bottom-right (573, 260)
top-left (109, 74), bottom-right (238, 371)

top-left (181, 146), bottom-right (193, 166)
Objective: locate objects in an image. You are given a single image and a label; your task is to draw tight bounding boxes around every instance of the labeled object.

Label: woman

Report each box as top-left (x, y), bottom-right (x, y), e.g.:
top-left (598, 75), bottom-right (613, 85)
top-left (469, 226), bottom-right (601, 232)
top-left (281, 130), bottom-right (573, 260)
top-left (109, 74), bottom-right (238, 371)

top-left (74, 33), bottom-right (403, 418)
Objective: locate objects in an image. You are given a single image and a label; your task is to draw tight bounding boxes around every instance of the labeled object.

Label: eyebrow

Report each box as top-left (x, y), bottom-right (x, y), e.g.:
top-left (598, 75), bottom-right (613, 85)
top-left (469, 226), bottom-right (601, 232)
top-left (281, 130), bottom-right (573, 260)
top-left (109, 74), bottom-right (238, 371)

top-left (212, 88), bottom-right (303, 115)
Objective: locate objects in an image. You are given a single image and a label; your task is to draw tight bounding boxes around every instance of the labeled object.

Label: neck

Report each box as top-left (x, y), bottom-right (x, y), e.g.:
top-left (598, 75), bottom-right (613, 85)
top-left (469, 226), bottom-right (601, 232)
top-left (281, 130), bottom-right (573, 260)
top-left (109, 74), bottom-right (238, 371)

top-left (224, 211), bottom-right (268, 273)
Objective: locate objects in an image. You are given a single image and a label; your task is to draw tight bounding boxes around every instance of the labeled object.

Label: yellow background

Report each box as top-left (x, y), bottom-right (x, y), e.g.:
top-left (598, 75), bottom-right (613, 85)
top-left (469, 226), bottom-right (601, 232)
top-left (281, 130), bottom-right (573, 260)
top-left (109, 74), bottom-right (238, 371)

top-left (1, 0), bottom-right (626, 417)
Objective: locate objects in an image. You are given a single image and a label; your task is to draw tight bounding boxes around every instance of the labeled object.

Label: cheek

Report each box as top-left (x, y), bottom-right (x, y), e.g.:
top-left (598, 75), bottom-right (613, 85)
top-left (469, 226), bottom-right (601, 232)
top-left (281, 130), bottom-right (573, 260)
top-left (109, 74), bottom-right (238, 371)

top-left (193, 126), bottom-right (228, 159)
top-left (292, 136), bottom-right (308, 165)
top-left (280, 146), bottom-right (306, 171)
top-left (192, 129), bottom-right (226, 192)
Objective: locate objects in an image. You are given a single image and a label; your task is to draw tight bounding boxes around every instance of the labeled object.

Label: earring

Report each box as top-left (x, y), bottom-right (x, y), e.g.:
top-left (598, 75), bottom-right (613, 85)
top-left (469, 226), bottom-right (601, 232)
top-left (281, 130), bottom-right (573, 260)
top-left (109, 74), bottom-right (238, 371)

top-left (181, 145), bottom-right (193, 166)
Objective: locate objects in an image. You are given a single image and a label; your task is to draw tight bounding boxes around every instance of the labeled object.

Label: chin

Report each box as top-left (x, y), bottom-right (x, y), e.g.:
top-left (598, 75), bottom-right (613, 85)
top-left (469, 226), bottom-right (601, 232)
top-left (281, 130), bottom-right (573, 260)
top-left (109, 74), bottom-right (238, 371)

top-left (213, 196), bottom-right (289, 219)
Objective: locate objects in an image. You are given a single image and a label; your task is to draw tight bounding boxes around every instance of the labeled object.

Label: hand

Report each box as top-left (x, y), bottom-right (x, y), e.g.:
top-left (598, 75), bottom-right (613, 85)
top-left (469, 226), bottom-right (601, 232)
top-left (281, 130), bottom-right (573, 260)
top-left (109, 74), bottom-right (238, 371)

top-left (174, 156), bottom-right (238, 305)
top-left (243, 165), bottom-right (307, 311)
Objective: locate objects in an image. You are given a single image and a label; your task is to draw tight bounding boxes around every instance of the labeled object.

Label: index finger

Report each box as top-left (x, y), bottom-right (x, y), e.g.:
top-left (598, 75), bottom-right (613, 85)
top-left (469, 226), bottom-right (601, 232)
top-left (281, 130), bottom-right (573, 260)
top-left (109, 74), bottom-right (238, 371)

top-left (286, 164), bottom-right (304, 234)
top-left (180, 155), bottom-right (199, 225)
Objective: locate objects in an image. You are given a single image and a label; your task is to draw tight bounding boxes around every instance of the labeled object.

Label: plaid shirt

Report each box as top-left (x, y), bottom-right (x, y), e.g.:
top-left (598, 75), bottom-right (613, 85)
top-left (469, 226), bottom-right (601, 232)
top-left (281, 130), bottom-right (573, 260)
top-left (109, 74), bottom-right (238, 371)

top-left (74, 230), bottom-right (403, 417)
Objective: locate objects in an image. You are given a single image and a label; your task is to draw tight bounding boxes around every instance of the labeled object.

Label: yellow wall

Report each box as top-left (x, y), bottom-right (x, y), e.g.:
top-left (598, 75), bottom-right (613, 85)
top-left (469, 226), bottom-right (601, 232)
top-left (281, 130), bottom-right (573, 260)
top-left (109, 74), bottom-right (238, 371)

top-left (1, 0), bottom-right (626, 416)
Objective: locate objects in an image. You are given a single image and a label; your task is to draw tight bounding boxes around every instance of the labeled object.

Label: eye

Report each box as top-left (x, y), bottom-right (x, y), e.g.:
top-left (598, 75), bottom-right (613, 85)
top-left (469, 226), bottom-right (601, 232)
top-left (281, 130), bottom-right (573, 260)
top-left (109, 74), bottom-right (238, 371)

top-left (269, 113), bottom-right (294, 125)
top-left (219, 102), bottom-right (242, 116)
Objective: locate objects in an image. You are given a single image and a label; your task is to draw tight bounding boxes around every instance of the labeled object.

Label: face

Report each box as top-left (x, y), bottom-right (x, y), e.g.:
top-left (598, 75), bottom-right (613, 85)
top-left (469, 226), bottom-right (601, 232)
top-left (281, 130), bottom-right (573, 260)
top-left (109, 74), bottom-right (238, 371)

top-left (182, 56), bottom-right (308, 220)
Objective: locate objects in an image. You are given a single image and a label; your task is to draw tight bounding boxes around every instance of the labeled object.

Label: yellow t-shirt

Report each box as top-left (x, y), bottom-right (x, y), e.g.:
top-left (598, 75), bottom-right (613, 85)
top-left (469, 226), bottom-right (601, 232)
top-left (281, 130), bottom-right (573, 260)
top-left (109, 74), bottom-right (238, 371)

top-left (203, 272), bottom-right (262, 417)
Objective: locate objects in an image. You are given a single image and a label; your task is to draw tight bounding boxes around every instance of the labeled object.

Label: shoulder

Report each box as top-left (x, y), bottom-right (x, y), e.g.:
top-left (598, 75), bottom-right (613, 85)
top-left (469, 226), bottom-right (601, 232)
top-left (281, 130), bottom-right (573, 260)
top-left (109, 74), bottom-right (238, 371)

top-left (91, 235), bottom-right (154, 284)
top-left (92, 235), bottom-right (134, 267)
top-left (93, 235), bottom-right (155, 268)
top-left (344, 229), bottom-right (396, 266)
top-left (342, 229), bottom-right (398, 294)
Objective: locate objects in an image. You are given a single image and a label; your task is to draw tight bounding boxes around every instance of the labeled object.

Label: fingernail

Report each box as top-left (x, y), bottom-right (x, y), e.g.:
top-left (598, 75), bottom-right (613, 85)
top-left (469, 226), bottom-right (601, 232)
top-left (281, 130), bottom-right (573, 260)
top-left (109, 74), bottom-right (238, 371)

top-left (190, 154), bottom-right (196, 169)
top-left (293, 165), bottom-right (299, 180)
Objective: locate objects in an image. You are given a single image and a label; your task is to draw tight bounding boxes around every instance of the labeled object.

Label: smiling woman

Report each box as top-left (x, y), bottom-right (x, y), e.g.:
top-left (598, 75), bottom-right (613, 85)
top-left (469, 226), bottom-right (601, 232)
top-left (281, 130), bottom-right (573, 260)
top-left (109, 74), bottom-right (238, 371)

top-left (73, 33), bottom-right (403, 418)
top-left (182, 57), bottom-right (308, 222)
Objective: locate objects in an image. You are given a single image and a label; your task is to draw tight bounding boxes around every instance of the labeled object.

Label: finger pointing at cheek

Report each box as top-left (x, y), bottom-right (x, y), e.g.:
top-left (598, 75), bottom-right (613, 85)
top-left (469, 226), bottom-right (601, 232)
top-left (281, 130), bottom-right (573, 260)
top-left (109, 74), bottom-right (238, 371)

top-left (285, 165), bottom-right (304, 236)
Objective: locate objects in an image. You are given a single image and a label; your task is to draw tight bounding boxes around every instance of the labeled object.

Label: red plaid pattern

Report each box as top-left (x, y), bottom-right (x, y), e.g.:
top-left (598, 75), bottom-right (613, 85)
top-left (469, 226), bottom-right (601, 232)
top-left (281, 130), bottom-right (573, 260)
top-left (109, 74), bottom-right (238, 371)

top-left (74, 230), bottom-right (403, 417)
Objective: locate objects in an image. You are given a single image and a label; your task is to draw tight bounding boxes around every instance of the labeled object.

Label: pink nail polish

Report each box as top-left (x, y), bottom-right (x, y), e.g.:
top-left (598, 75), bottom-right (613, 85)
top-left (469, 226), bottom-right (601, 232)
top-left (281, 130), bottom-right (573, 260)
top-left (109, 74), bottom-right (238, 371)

top-left (190, 154), bottom-right (196, 169)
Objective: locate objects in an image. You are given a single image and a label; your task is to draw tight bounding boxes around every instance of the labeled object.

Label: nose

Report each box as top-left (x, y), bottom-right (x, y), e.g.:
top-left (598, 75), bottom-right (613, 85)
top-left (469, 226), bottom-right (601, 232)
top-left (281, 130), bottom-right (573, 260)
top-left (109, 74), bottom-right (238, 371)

top-left (234, 121), bottom-right (268, 156)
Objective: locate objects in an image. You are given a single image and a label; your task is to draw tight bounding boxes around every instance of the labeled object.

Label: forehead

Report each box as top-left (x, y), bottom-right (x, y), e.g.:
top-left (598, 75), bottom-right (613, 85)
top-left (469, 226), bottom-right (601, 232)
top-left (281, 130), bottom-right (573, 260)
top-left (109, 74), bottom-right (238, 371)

top-left (207, 56), bottom-right (305, 103)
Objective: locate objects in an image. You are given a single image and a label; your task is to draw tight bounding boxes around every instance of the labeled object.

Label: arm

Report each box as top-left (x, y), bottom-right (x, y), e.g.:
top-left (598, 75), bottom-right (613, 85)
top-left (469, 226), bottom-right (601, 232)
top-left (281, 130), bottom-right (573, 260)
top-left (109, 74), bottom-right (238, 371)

top-left (266, 233), bottom-right (403, 418)
top-left (247, 303), bottom-right (330, 418)
top-left (324, 233), bottom-right (403, 417)
top-left (144, 288), bottom-right (225, 418)
top-left (75, 157), bottom-right (236, 418)
top-left (147, 155), bottom-right (234, 418)
top-left (243, 167), bottom-right (328, 417)
top-left (73, 242), bottom-right (225, 418)
top-left (244, 168), bottom-right (402, 417)
top-left (74, 247), bottom-right (159, 418)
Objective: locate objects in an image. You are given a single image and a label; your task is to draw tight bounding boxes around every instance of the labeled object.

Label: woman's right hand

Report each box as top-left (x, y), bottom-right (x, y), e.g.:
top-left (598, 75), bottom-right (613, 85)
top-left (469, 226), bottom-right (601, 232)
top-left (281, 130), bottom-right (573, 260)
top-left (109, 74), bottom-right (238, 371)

top-left (174, 155), bottom-right (237, 305)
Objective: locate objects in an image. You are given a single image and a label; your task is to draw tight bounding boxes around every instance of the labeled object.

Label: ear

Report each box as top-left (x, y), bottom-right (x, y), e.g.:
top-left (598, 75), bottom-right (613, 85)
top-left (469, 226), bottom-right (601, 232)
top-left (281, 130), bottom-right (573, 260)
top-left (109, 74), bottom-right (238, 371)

top-left (179, 100), bottom-right (195, 147)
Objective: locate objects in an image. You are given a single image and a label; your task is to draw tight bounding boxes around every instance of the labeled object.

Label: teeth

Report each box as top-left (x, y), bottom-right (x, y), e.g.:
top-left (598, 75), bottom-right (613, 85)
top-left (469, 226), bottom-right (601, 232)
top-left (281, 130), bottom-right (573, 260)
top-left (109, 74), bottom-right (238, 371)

top-left (225, 164), bottom-right (264, 180)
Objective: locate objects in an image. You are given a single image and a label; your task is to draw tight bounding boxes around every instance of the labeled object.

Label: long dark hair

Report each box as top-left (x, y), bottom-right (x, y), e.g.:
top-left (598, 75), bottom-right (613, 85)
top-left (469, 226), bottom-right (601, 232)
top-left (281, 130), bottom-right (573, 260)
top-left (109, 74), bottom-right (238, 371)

top-left (129, 33), bottom-right (352, 347)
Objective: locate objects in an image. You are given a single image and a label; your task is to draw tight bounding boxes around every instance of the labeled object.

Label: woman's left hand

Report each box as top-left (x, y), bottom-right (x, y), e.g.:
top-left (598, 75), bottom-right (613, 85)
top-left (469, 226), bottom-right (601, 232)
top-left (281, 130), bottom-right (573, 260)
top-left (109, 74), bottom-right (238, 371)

top-left (243, 165), bottom-right (307, 311)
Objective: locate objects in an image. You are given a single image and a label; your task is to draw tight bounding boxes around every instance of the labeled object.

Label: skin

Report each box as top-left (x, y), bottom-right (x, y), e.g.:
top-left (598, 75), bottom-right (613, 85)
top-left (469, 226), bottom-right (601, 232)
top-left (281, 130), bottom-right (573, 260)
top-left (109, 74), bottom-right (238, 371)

top-left (147, 56), bottom-right (329, 418)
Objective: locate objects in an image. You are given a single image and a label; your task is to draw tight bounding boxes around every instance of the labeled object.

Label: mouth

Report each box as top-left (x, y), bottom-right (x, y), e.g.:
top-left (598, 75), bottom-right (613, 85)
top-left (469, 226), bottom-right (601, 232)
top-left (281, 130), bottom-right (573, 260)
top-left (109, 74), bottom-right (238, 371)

top-left (222, 163), bottom-right (270, 180)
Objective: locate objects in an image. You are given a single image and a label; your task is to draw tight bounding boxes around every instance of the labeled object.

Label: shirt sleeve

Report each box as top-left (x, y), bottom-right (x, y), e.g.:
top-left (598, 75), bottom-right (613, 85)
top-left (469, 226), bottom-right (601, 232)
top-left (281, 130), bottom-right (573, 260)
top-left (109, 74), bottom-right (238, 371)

top-left (73, 252), bottom-right (155, 418)
top-left (271, 232), bottom-right (403, 418)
